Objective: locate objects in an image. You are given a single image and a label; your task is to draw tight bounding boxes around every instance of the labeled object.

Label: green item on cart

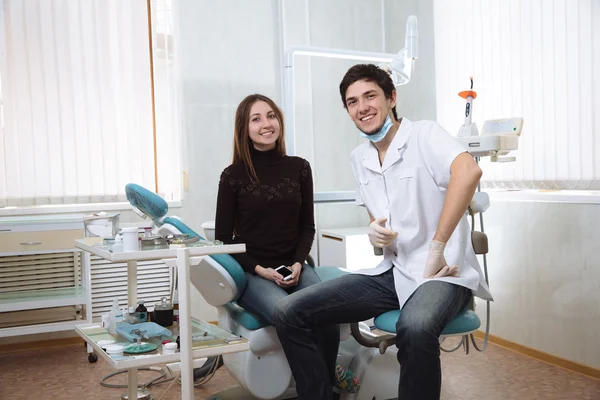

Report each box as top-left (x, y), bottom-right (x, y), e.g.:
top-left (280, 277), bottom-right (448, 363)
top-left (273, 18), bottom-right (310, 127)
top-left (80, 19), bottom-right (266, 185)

top-left (123, 341), bottom-right (158, 354)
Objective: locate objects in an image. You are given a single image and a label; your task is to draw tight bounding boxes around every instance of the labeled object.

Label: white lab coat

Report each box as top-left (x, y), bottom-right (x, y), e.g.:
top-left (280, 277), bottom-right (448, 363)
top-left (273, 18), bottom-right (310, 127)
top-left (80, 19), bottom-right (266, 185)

top-left (350, 118), bottom-right (493, 307)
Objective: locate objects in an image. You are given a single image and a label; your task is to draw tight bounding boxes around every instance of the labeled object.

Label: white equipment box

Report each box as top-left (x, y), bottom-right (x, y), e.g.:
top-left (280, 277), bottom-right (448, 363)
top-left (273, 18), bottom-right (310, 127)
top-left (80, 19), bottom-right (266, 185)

top-left (455, 117), bottom-right (523, 160)
top-left (318, 227), bottom-right (383, 271)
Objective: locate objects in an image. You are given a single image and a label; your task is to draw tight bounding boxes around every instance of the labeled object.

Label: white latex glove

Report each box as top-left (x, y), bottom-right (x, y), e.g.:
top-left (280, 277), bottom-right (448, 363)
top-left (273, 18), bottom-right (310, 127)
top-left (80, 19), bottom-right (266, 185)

top-left (423, 240), bottom-right (459, 278)
top-left (368, 218), bottom-right (398, 248)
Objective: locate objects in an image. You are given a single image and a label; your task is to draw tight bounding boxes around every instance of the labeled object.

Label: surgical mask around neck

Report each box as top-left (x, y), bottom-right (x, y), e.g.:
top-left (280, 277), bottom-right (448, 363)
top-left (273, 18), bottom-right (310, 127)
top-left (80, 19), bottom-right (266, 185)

top-left (359, 114), bottom-right (393, 143)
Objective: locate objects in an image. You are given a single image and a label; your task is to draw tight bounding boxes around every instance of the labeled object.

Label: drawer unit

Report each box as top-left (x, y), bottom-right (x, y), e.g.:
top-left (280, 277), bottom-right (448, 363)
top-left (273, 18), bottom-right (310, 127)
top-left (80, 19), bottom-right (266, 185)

top-left (0, 229), bottom-right (84, 253)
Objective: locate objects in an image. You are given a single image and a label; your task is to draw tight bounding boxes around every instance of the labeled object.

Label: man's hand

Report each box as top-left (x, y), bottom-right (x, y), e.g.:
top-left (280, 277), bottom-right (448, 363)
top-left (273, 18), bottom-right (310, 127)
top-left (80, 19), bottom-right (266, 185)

top-left (423, 240), bottom-right (459, 278)
top-left (368, 218), bottom-right (398, 248)
top-left (255, 265), bottom-right (285, 283)
top-left (278, 262), bottom-right (303, 288)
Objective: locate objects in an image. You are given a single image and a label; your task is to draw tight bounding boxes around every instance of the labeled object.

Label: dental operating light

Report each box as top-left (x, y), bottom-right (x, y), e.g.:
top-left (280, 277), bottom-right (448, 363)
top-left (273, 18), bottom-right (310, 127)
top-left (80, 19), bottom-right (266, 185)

top-left (283, 15), bottom-right (419, 157)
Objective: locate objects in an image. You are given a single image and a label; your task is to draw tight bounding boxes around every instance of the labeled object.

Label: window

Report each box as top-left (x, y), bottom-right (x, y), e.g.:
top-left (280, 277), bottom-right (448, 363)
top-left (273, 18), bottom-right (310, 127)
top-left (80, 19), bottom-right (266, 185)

top-left (0, 0), bottom-right (181, 208)
top-left (433, 0), bottom-right (599, 190)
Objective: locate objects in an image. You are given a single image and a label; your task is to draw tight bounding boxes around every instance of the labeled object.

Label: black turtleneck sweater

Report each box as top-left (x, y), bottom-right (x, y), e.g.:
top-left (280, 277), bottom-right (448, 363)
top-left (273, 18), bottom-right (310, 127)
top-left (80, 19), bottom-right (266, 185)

top-left (215, 147), bottom-right (315, 273)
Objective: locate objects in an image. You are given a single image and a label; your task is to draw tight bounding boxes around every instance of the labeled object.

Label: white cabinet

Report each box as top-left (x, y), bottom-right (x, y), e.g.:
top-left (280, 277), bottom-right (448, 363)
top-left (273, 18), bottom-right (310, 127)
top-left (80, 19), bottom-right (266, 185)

top-left (318, 227), bottom-right (383, 271)
top-left (0, 215), bottom-right (92, 338)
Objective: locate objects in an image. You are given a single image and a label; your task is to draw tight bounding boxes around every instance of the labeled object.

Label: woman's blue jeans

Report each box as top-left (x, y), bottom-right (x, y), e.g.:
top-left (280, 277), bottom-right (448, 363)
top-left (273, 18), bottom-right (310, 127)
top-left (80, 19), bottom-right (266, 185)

top-left (236, 264), bottom-right (340, 389)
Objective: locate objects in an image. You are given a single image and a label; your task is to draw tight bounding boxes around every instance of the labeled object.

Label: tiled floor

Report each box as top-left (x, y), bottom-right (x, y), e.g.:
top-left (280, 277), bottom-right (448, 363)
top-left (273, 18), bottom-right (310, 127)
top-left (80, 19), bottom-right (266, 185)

top-left (0, 340), bottom-right (598, 400)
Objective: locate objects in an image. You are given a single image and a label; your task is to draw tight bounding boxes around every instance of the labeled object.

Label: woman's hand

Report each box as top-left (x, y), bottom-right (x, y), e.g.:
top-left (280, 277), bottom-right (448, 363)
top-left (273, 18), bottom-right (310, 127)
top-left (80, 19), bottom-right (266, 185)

top-left (278, 262), bottom-right (303, 288)
top-left (255, 265), bottom-right (284, 283)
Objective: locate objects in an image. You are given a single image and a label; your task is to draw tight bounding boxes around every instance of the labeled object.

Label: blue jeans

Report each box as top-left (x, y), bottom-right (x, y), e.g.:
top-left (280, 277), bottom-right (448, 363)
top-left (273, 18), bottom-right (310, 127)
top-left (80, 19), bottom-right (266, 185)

top-left (272, 268), bottom-right (472, 400)
top-left (236, 264), bottom-right (340, 386)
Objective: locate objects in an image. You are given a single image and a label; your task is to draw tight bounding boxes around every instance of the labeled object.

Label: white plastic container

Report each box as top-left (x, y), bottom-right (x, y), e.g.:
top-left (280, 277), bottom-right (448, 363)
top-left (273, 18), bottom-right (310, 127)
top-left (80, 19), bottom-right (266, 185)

top-left (97, 339), bottom-right (115, 350)
top-left (201, 221), bottom-right (215, 241)
top-left (122, 227), bottom-right (139, 252)
top-left (101, 314), bottom-right (109, 329)
top-left (163, 342), bottom-right (177, 355)
top-left (105, 345), bottom-right (124, 357)
top-left (126, 306), bottom-right (139, 324)
top-left (113, 234), bottom-right (123, 252)
top-left (108, 299), bottom-right (123, 335)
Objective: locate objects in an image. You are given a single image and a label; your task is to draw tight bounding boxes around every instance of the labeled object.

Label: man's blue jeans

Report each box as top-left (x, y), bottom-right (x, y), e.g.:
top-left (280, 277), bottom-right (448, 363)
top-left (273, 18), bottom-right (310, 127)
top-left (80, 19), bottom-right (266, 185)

top-left (273, 268), bottom-right (472, 400)
top-left (236, 264), bottom-right (340, 387)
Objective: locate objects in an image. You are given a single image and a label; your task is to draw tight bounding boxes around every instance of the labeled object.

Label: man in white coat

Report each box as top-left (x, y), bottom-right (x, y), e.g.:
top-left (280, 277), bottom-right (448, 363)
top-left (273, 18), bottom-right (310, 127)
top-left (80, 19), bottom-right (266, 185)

top-left (273, 64), bottom-right (492, 400)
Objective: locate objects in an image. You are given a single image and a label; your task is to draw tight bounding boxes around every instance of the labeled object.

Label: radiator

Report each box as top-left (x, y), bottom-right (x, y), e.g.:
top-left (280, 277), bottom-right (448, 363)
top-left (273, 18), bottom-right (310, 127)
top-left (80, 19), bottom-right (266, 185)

top-left (90, 255), bottom-right (172, 320)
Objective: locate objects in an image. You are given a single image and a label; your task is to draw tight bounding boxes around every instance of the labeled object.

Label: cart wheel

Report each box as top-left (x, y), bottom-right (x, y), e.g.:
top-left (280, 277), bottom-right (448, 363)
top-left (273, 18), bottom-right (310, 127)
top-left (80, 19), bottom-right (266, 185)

top-left (88, 353), bottom-right (98, 363)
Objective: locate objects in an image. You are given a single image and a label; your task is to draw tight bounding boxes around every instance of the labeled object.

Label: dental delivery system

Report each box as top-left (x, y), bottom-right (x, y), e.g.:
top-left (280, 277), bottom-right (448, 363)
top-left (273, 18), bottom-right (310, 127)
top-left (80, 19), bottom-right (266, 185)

top-left (454, 77), bottom-right (524, 162)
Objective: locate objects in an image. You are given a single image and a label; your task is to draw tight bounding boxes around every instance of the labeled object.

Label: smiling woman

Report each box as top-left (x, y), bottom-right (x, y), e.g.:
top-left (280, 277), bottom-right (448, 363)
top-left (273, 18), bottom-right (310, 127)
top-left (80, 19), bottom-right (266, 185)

top-left (230, 94), bottom-right (287, 183)
top-left (213, 93), bottom-right (341, 395)
top-left (247, 100), bottom-right (281, 151)
top-left (216, 93), bottom-right (309, 276)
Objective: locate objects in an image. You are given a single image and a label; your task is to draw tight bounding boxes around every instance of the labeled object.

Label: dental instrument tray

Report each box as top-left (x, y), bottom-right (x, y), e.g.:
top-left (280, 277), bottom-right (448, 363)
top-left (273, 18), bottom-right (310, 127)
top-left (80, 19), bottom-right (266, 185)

top-left (101, 233), bottom-right (200, 247)
top-left (140, 233), bottom-right (200, 246)
top-left (116, 322), bottom-right (172, 342)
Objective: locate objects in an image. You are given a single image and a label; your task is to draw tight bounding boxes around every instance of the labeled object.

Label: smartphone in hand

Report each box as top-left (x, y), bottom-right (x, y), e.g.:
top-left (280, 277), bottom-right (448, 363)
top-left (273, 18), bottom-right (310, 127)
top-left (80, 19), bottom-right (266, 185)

top-left (274, 265), bottom-right (293, 281)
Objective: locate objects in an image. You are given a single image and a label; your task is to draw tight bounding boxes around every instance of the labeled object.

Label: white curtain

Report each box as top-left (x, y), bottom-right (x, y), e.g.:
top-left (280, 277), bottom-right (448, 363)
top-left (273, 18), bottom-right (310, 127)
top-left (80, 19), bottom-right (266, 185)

top-left (433, 0), bottom-right (599, 190)
top-left (0, 0), bottom-right (180, 207)
top-left (151, 0), bottom-right (181, 202)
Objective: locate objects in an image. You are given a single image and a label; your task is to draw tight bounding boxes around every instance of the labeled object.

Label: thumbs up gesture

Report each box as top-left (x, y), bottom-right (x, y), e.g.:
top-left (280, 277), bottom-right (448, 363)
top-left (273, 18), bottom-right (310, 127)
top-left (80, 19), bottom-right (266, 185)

top-left (368, 217), bottom-right (398, 248)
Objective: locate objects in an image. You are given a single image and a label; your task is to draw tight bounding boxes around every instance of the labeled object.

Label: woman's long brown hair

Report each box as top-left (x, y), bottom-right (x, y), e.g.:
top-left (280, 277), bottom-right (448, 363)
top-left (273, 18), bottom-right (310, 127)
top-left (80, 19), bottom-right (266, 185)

top-left (233, 94), bottom-right (287, 183)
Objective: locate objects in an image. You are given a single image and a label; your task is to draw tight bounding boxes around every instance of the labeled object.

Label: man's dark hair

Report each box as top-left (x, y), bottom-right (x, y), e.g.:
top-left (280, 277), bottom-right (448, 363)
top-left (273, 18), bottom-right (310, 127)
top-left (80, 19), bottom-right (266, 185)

top-left (339, 64), bottom-right (398, 121)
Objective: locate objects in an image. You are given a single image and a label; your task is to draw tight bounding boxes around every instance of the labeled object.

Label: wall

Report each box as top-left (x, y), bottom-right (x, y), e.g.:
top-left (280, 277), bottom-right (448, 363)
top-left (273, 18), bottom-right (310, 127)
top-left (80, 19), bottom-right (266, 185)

top-left (475, 198), bottom-right (600, 369)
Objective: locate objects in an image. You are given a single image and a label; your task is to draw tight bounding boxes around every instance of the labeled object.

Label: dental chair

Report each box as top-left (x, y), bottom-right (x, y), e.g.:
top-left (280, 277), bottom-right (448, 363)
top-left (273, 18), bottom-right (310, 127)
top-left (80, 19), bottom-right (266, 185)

top-left (126, 183), bottom-right (490, 400)
top-left (331, 230), bottom-right (489, 400)
top-left (126, 184), bottom-right (351, 399)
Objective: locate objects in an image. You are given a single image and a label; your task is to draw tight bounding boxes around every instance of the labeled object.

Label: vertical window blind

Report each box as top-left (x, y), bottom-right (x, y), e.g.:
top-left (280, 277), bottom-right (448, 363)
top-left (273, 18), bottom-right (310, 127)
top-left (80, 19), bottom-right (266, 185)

top-left (433, 0), bottom-right (599, 190)
top-left (0, 0), bottom-right (180, 207)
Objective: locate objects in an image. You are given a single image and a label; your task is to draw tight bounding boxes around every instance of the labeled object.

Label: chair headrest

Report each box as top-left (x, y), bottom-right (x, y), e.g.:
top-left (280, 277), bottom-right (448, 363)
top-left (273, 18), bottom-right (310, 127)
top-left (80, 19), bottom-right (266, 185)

top-left (125, 183), bottom-right (169, 222)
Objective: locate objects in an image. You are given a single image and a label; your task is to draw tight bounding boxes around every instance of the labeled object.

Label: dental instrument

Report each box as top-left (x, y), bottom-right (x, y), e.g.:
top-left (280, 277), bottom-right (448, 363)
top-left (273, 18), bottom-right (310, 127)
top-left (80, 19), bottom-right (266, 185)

top-left (454, 77), bottom-right (523, 162)
top-left (457, 77), bottom-right (479, 137)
